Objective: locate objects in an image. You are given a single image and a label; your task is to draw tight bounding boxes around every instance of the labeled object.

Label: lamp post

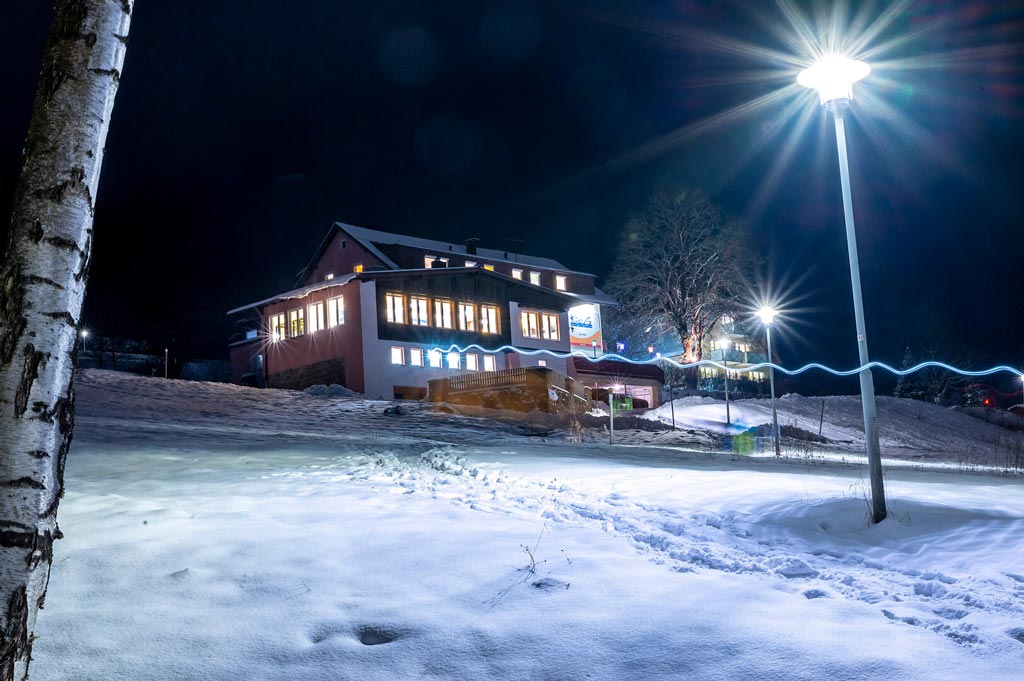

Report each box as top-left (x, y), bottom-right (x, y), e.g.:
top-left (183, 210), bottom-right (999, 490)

top-left (79, 328), bottom-right (89, 353)
top-left (719, 337), bottom-right (731, 426)
top-left (756, 307), bottom-right (780, 457)
top-left (608, 383), bottom-right (622, 444)
top-left (798, 54), bottom-right (886, 522)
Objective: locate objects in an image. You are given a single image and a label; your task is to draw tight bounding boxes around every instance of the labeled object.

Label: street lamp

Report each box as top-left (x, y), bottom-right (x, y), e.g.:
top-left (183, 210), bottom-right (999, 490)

top-left (756, 306), bottom-right (781, 457)
top-left (798, 54), bottom-right (887, 523)
top-left (719, 337), bottom-right (731, 426)
top-left (609, 383), bottom-right (623, 444)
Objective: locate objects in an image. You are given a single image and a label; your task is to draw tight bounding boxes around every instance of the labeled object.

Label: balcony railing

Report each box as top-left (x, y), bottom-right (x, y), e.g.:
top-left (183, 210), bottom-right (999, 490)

top-left (704, 348), bottom-right (767, 364)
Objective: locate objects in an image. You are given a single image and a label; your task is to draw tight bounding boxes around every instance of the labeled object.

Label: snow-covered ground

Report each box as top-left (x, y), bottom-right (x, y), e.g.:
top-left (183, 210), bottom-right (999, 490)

top-left (32, 370), bottom-right (1024, 680)
top-left (645, 394), bottom-right (1024, 468)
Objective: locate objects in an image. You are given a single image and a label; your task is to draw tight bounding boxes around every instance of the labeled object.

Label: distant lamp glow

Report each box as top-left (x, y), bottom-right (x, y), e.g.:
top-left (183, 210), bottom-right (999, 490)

top-left (797, 55), bottom-right (870, 106)
top-left (756, 306), bottom-right (778, 325)
top-left (79, 329), bottom-right (90, 338)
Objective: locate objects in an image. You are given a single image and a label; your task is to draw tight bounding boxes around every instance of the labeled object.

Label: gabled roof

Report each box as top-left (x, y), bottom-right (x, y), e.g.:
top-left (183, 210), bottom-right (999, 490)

top-left (227, 274), bottom-right (358, 315)
top-left (298, 222), bottom-right (596, 284)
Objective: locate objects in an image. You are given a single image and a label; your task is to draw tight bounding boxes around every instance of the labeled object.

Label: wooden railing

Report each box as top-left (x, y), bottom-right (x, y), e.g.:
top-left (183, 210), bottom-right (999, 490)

top-left (445, 367), bottom-right (529, 393)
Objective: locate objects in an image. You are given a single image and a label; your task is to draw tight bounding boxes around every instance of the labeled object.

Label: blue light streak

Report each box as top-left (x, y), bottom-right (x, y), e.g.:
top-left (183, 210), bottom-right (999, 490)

top-left (431, 343), bottom-right (1024, 379)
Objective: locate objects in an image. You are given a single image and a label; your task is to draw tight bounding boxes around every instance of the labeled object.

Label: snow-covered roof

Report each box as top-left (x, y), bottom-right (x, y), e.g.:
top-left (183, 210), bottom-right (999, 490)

top-left (227, 274), bottom-right (358, 315)
top-left (338, 223), bottom-right (593, 276)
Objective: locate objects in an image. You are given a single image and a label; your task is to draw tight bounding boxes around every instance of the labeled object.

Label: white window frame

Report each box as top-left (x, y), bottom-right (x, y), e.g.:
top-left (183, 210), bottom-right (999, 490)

top-left (390, 346), bottom-right (405, 365)
top-left (410, 347), bottom-right (424, 367)
top-left (483, 355), bottom-right (497, 372)
top-left (385, 293), bottom-right (406, 324)
top-left (555, 274), bottom-right (567, 291)
top-left (480, 305), bottom-right (499, 334)
top-left (410, 295), bottom-right (430, 326)
top-left (269, 313), bottom-right (286, 341)
top-left (325, 273), bottom-right (334, 281)
top-left (446, 351), bottom-right (460, 369)
top-left (308, 301), bottom-right (326, 333)
top-left (520, 311), bottom-right (539, 339)
top-left (458, 303), bottom-right (476, 332)
top-left (288, 308), bottom-right (305, 337)
top-left (465, 260), bottom-right (477, 268)
top-left (466, 353), bottom-right (479, 371)
top-left (512, 268), bottom-right (523, 280)
top-left (328, 296), bottom-right (345, 327)
top-left (428, 349), bottom-right (443, 368)
top-left (541, 312), bottom-right (559, 340)
top-left (529, 271), bottom-right (541, 286)
top-left (434, 299), bottom-right (454, 329)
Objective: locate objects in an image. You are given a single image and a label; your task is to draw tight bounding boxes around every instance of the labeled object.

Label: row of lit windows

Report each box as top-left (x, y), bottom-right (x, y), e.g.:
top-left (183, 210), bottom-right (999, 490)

top-left (344, 259), bottom-right (570, 292)
top-left (385, 293), bottom-right (501, 334)
top-left (390, 347), bottom-right (498, 372)
top-left (269, 297), bottom-right (345, 340)
top-left (700, 367), bottom-right (767, 381)
top-left (520, 310), bottom-right (560, 341)
top-left (708, 339), bottom-right (753, 352)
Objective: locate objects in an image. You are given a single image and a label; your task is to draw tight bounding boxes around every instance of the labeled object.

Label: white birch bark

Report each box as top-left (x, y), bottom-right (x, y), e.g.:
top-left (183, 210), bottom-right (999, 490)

top-left (0, 2), bottom-right (132, 678)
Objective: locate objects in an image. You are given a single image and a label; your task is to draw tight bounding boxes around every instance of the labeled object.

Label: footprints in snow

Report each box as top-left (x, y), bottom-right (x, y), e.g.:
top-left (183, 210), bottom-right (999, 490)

top-left (308, 623), bottom-right (404, 646)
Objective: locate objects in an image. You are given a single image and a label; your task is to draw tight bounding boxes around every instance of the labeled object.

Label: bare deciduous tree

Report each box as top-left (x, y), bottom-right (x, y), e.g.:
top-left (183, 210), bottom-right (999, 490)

top-left (0, 2), bottom-right (132, 677)
top-left (604, 187), bottom-right (754, 366)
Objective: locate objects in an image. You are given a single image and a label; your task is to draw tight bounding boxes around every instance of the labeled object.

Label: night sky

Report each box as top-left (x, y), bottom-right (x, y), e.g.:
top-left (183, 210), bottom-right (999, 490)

top-left (2, 1), bottom-right (1022, 394)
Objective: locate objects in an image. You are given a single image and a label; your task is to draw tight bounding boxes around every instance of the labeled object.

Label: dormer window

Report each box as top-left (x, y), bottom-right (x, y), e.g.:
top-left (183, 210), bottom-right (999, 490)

top-left (354, 264), bottom-right (364, 273)
top-left (483, 264), bottom-right (495, 272)
top-left (512, 268), bottom-right (523, 280)
top-left (555, 274), bottom-right (567, 291)
top-left (465, 260), bottom-right (477, 268)
top-left (325, 273), bottom-right (334, 281)
top-left (529, 271), bottom-right (541, 286)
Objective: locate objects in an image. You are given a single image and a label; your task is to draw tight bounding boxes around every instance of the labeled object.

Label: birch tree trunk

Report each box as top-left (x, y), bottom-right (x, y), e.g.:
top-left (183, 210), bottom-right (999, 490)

top-left (0, 2), bottom-right (132, 678)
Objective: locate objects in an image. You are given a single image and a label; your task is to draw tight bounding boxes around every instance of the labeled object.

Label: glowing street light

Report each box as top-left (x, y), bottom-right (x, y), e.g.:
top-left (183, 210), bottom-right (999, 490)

top-left (79, 328), bottom-right (90, 355)
top-left (798, 53), bottom-right (886, 523)
top-left (609, 383), bottom-right (624, 445)
top-left (756, 306), bottom-right (780, 457)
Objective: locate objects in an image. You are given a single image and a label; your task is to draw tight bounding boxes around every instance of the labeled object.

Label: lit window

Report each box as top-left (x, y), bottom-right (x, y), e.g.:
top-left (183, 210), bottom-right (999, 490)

top-left (483, 264), bottom-right (495, 271)
top-left (446, 351), bottom-right (460, 369)
top-left (538, 359), bottom-right (547, 367)
top-left (480, 305), bottom-right (499, 334)
top-left (458, 303), bottom-right (476, 331)
top-left (354, 264), bottom-right (364, 273)
top-left (466, 353), bottom-right (479, 371)
top-left (555, 275), bottom-right (567, 291)
top-left (434, 300), bottom-right (454, 329)
top-left (424, 255), bottom-right (436, 268)
top-left (512, 268), bottom-right (523, 280)
top-left (410, 296), bottom-right (430, 326)
top-left (328, 296), bottom-right (345, 327)
top-left (390, 346), bottom-right (405, 365)
top-left (288, 308), bottom-right (305, 337)
top-left (325, 273), bottom-right (334, 281)
top-left (541, 313), bottom-right (559, 340)
top-left (483, 355), bottom-right (497, 372)
top-left (428, 349), bottom-right (443, 368)
top-left (520, 311), bottom-right (539, 339)
top-left (465, 260), bottom-right (477, 268)
top-left (529, 271), bottom-right (541, 285)
top-left (385, 293), bottom-right (406, 323)
top-left (269, 313), bottom-right (286, 340)
top-left (308, 302), bottom-right (325, 333)
top-left (410, 348), bottom-right (424, 367)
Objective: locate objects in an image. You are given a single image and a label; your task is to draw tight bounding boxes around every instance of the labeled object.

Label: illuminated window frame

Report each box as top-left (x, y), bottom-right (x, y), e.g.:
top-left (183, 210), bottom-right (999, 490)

top-left (308, 302), bottom-right (326, 333)
top-left (541, 312), bottom-right (559, 341)
top-left (269, 313), bottom-right (286, 340)
top-left (385, 293), bottom-right (406, 324)
top-left (512, 268), bottom-right (523, 280)
top-left (480, 305), bottom-right (499, 334)
top-left (428, 349), bottom-right (443, 368)
top-left (555, 275), bottom-right (567, 291)
top-left (328, 296), bottom-right (345, 327)
top-left (466, 353), bottom-right (479, 371)
top-left (390, 346), bottom-right (405, 365)
top-left (410, 296), bottom-right (430, 326)
top-left (410, 347), bottom-right (424, 367)
top-left (458, 303), bottom-right (476, 332)
top-left (446, 351), bottom-right (460, 369)
top-left (288, 308), bottom-right (305, 337)
top-left (520, 311), bottom-right (539, 339)
top-left (529, 271), bottom-right (541, 286)
top-left (353, 263), bottom-right (364, 273)
top-left (434, 299), bottom-right (454, 329)
top-left (483, 355), bottom-right (497, 372)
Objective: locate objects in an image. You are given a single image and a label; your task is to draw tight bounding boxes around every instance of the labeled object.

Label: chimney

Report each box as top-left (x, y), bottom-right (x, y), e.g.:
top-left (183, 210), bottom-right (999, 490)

top-left (465, 238), bottom-right (479, 255)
